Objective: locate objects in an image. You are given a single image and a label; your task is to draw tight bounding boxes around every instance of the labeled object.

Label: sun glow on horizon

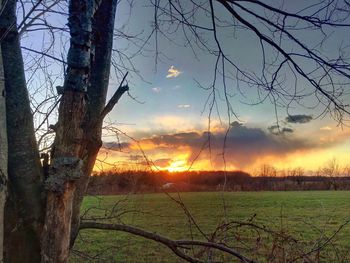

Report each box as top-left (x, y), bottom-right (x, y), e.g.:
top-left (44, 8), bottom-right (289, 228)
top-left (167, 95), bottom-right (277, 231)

top-left (94, 146), bottom-right (350, 174)
top-left (166, 159), bottom-right (188, 172)
top-left (162, 153), bottom-right (190, 172)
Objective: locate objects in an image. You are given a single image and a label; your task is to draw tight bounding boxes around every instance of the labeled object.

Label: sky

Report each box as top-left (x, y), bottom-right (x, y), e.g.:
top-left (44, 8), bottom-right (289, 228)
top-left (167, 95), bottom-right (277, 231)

top-left (22, 0), bottom-right (350, 174)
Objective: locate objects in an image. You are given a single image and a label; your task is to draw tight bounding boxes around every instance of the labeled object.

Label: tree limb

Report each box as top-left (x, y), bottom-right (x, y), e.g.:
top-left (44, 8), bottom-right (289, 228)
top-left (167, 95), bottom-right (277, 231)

top-left (100, 72), bottom-right (129, 121)
top-left (80, 221), bottom-right (256, 263)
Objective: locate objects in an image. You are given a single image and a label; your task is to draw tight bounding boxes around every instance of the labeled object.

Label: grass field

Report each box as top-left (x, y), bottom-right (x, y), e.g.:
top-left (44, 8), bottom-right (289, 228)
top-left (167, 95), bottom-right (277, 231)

top-left (72, 191), bottom-right (350, 262)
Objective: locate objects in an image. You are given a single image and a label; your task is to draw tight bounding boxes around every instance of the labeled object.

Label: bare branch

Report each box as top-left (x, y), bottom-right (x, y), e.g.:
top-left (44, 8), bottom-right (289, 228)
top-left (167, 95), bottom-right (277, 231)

top-left (80, 221), bottom-right (256, 263)
top-left (100, 72), bottom-right (129, 121)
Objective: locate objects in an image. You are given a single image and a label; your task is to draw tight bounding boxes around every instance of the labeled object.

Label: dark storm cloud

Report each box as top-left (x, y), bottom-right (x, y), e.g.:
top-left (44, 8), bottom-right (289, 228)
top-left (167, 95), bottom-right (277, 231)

top-left (208, 124), bottom-right (342, 168)
top-left (214, 124), bottom-right (310, 167)
top-left (285, 114), bottom-right (313, 124)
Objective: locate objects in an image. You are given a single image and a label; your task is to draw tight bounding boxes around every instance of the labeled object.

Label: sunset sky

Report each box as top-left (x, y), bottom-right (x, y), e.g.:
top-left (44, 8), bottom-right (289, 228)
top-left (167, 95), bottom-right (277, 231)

top-left (23, 1), bottom-right (350, 174)
top-left (89, 1), bottom-right (350, 174)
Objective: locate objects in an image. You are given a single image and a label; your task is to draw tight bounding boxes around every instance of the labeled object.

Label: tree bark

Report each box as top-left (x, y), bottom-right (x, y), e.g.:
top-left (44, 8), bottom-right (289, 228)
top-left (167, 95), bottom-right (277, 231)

top-left (41, 1), bottom-right (94, 262)
top-left (0, 9), bottom-right (8, 260)
top-left (70, 0), bottom-right (118, 246)
top-left (1, 0), bottom-right (45, 262)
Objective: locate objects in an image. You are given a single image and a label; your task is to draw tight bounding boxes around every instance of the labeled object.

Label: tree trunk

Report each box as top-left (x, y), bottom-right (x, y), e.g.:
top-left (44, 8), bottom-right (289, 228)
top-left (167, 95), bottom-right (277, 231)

top-left (1, 0), bottom-right (45, 262)
top-left (0, 11), bottom-right (8, 260)
top-left (70, 0), bottom-right (118, 245)
top-left (0, 0), bottom-right (121, 260)
top-left (41, 91), bottom-right (87, 263)
top-left (41, 1), bottom-right (93, 262)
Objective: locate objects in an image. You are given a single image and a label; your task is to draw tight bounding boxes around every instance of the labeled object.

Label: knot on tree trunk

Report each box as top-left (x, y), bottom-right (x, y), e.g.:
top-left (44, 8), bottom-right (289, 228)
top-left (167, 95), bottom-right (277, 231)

top-left (45, 157), bottom-right (83, 194)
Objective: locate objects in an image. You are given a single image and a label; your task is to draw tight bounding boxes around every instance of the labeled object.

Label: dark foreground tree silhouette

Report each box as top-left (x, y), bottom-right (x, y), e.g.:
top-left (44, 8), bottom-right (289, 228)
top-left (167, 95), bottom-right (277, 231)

top-left (0, 0), bottom-right (350, 262)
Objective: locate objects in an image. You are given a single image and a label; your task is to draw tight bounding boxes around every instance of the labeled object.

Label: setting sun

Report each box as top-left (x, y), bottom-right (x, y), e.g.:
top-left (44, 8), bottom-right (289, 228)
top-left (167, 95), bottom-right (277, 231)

top-left (166, 159), bottom-right (188, 172)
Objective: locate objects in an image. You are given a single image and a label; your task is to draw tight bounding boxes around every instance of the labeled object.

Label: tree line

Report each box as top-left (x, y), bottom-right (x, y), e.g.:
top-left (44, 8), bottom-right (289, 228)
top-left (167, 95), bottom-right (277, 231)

top-left (87, 169), bottom-right (350, 194)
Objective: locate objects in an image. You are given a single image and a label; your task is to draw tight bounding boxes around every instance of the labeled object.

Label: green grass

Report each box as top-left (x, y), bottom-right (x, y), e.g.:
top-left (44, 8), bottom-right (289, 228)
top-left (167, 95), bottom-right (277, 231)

top-left (71, 191), bottom-right (350, 262)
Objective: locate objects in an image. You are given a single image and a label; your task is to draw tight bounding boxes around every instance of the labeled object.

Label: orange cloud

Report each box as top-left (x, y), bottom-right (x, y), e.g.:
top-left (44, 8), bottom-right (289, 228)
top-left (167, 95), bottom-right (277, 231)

top-left (166, 66), bottom-right (182, 78)
top-left (98, 123), bottom-right (350, 173)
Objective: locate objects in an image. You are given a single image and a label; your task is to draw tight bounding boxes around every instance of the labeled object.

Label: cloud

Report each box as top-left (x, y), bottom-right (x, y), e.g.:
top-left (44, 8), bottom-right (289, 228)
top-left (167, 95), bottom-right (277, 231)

top-left (103, 141), bottom-right (130, 151)
top-left (153, 158), bottom-right (172, 168)
top-left (166, 66), bottom-right (182, 78)
top-left (230, 121), bottom-right (243, 128)
top-left (285, 114), bottom-right (313, 124)
top-left (282, 127), bottom-right (294, 133)
top-left (101, 119), bottom-right (350, 172)
top-left (219, 125), bottom-right (309, 165)
top-left (152, 87), bottom-right (161, 93)
top-left (268, 125), bottom-right (294, 135)
top-left (320, 126), bottom-right (332, 131)
top-left (107, 123), bottom-right (332, 170)
top-left (129, 155), bottom-right (144, 161)
top-left (178, 104), bottom-right (191, 108)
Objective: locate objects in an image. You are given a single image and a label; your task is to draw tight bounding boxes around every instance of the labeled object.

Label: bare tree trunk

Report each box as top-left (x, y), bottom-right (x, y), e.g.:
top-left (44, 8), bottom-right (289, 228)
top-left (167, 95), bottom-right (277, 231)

top-left (1, 0), bottom-right (45, 262)
top-left (41, 92), bottom-right (86, 263)
top-left (1, 0), bottom-right (120, 260)
top-left (0, 11), bottom-right (8, 260)
top-left (70, 0), bottom-right (118, 246)
top-left (41, 1), bottom-right (93, 262)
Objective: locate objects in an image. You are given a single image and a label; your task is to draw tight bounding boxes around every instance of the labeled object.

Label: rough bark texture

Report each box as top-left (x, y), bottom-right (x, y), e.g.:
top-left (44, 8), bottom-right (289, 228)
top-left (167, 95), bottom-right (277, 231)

top-left (0, 11), bottom-right (8, 260)
top-left (70, 0), bottom-right (118, 245)
top-left (1, 0), bottom-right (45, 262)
top-left (41, 183), bottom-right (75, 263)
top-left (41, 93), bottom-right (86, 263)
top-left (41, 1), bottom-right (93, 262)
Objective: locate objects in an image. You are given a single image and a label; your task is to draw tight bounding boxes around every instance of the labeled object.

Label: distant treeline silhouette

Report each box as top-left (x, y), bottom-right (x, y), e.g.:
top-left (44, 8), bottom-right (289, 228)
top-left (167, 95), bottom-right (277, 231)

top-left (87, 170), bottom-right (350, 195)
